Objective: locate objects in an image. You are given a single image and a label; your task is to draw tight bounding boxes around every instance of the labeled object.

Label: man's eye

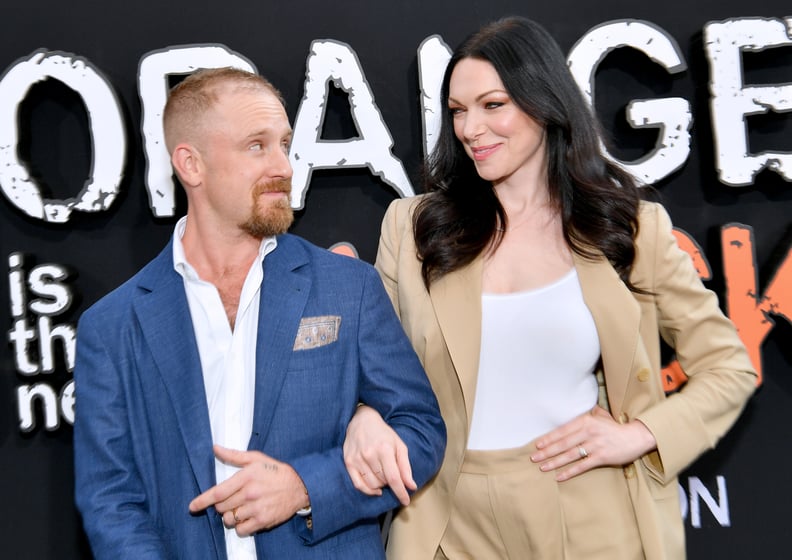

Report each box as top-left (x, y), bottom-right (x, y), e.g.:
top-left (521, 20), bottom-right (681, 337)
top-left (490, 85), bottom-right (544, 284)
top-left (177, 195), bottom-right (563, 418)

top-left (249, 143), bottom-right (262, 151)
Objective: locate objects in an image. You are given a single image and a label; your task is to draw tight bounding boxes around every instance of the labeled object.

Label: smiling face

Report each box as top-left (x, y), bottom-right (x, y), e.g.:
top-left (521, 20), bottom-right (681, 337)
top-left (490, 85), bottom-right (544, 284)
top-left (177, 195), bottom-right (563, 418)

top-left (198, 85), bottom-right (294, 238)
top-left (448, 57), bottom-right (547, 189)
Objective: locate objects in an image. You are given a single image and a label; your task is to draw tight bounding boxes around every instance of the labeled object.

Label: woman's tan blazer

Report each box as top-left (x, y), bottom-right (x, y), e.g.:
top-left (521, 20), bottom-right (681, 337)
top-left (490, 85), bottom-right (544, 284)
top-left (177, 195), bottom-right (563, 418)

top-left (375, 197), bottom-right (756, 560)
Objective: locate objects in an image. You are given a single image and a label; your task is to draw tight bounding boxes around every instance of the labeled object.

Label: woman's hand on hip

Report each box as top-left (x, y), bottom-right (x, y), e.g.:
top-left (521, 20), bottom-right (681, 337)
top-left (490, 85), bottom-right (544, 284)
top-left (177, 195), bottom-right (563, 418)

top-left (529, 405), bottom-right (657, 481)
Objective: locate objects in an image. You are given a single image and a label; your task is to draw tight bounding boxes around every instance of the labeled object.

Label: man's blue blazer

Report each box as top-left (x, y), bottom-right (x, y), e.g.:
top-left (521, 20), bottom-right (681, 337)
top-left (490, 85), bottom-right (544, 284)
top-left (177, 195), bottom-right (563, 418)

top-left (73, 233), bottom-right (446, 559)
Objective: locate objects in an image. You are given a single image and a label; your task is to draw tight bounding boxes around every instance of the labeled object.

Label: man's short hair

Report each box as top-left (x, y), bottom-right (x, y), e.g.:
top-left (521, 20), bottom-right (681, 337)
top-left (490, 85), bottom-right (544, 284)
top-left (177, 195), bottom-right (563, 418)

top-left (163, 67), bottom-right (284, 153)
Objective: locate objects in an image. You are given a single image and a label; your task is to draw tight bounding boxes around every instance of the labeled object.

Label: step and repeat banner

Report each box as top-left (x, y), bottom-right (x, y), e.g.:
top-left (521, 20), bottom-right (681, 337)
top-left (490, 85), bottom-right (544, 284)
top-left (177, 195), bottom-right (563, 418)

top-left (1, 1), bottom-right (790, 558)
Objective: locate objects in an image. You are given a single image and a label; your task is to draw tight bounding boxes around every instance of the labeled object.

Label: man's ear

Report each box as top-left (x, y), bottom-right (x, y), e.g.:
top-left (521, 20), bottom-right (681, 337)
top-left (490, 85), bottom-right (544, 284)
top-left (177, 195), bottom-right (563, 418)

top-left (171, 143), bottom-right (202, 187)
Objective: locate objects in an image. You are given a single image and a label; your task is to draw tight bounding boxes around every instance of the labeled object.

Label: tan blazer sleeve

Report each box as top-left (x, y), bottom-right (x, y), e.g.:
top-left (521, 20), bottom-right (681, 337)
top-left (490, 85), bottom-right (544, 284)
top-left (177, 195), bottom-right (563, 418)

top-left (375, 197), bottom-right (421, 314)
top-left (634, 203), bottom-right (757, 482)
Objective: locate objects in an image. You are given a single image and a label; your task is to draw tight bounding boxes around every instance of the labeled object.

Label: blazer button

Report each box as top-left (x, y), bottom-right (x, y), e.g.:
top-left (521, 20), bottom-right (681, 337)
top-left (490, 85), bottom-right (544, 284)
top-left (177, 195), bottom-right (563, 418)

top-left (618, 413), bottom-right (628, 424)
top-left (624, 464), bottom-right (636, 479)
top-left (636, 368), bottom-right (650, 382)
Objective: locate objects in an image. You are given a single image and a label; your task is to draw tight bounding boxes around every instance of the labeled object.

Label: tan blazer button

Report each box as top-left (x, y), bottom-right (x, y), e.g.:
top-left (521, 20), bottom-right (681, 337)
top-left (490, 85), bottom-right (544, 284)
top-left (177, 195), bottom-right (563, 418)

top-left (624, 464), bottom-right (636, 479)
top-left (636, 368), bottom-right (650, 382)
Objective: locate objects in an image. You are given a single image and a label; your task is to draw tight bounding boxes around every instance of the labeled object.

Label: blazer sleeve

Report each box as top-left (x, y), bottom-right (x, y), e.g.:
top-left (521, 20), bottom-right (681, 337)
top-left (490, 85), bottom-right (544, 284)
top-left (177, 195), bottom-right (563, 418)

top-left (73, 310), bottom-right (170, 560)
top-left (634, 203), bottom-right (757, 482)
top-left (374, 196), bottom-right (415, 313)
top-left (289, 263), bottom-right (446, 543)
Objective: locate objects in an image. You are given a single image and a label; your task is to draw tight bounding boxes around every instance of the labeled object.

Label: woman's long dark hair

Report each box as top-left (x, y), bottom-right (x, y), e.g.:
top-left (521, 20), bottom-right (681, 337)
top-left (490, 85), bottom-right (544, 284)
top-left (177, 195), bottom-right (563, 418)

top-left (415, 16), bottom-right (645, 291)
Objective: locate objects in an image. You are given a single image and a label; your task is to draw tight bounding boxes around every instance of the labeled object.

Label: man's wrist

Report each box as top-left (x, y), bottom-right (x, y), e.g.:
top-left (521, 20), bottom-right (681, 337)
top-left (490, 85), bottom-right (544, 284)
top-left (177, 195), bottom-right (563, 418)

top-left (296, 478), bottom-right (311, 516)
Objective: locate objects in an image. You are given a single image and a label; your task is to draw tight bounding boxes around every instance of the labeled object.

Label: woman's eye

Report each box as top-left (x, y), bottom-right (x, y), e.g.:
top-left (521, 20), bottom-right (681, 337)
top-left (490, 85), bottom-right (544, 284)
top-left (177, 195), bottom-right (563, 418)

top-left (449, 107), bottom-right (464, 116)
top-left (485, 101), bottom-right (504, 109)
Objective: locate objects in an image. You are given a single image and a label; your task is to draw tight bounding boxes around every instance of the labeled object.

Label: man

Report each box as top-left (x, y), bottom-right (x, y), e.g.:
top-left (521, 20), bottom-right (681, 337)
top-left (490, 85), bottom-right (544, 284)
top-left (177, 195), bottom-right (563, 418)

top-left (73, 67), bottom-right (445, 560)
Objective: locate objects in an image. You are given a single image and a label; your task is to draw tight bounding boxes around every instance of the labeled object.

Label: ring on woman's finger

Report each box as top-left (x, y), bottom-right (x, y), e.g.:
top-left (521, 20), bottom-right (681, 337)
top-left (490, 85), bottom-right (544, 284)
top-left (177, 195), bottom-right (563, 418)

top-left (577, 445), bottom-right (589, 459)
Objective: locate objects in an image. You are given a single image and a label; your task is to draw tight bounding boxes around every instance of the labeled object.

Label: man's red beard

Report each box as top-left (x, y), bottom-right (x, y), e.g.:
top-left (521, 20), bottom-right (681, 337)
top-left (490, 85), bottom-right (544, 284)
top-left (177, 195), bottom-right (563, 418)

top-left (240, 178), bottom-right (295, 238)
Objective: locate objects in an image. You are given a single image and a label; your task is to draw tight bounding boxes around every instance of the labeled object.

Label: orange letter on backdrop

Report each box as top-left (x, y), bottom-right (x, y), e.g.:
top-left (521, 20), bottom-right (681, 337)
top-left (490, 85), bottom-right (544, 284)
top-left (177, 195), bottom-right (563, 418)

top-left (663, 224), bottom-right (790, 391)
top-left (721, 224), bottom-right (792, 386)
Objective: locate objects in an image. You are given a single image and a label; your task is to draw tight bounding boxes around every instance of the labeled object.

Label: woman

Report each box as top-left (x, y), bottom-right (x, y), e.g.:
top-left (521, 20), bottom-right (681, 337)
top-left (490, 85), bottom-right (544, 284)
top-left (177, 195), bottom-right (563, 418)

top-left (346, 16), bottom-right (756, 559)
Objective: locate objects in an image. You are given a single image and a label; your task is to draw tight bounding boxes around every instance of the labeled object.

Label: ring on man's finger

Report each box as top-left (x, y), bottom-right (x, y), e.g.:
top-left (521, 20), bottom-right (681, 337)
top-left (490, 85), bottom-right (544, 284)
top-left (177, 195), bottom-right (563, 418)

top-left (233, 507), bottom-right (241, 523)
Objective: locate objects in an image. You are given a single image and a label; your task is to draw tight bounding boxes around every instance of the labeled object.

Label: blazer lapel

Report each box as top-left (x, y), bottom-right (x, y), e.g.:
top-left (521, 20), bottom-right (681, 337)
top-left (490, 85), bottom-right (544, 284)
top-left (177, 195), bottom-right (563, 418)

top-left (429, 257), bottom-right (483, 429)
top-left (132, 245), bottom-right (216, 494)
top-left (249, 235), bottom-right (311, 449)
top-left (573, 252), bottom-right (641, 416)
top-left (428, 250), bottom-right (641, 424)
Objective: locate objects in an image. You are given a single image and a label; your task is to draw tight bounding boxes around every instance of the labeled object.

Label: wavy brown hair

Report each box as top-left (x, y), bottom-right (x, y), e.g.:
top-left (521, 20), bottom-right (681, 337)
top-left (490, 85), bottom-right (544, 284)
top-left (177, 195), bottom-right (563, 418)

top-left (415, 16), bottom-right (646, 291)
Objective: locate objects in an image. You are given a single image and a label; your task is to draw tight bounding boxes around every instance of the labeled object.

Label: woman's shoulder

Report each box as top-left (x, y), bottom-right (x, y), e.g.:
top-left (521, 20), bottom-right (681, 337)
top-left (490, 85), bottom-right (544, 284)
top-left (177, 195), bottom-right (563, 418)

top-left (383, 194), bottom-right (426, 228)
top-left (636, 200), bottom-right (673, 237)
top-left (632, 200), bottom-right (680, 287)
top-left (387, 194), bottom-right (426, 213)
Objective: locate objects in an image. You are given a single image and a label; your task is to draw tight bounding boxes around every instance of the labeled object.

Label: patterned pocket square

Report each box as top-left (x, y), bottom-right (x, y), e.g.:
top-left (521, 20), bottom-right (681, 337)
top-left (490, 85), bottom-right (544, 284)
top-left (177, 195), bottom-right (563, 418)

top-left (293, 315), bottom-right (342, 351)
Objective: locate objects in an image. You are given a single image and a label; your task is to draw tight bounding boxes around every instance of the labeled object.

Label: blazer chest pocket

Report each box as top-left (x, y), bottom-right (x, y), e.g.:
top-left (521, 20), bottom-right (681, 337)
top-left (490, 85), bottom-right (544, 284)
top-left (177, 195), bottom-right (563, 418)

top-left (287, 316), bottom-right (344, 381)
top-left (292, 315), bottom-right (341, 351)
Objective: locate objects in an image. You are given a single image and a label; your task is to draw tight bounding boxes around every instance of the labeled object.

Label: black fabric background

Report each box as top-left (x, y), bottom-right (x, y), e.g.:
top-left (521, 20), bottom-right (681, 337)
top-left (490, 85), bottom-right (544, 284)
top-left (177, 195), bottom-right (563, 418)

top-left (0, 1), bottom-right (789, 557)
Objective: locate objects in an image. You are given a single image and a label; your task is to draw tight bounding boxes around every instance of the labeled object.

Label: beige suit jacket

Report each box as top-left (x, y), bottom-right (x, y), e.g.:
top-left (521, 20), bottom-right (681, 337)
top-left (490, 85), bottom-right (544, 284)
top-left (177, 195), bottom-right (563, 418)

top-left (376, 197), bottom-right (756, 560)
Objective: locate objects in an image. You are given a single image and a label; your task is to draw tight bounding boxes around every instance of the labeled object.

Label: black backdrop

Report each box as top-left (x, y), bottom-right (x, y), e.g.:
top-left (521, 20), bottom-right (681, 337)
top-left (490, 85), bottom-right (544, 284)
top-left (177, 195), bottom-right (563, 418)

top-left (1, 1), bottom-right (790, 558)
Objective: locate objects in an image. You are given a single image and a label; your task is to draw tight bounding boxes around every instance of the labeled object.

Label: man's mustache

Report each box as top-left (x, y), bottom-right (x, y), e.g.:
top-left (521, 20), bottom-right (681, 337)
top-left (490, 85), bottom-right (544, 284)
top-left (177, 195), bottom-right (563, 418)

top-left (254, 178), bottom-right (292, 196)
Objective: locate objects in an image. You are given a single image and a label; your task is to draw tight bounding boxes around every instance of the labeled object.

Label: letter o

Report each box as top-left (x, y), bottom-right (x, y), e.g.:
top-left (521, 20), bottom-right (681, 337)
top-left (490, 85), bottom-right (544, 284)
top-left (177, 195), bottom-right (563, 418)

top-left (0, 50), bottom-right (126, 222)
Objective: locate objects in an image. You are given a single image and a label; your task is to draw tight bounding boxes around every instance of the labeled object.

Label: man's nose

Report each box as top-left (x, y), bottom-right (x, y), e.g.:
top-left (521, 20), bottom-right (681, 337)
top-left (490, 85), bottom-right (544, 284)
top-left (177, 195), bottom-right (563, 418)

top-left (271, 146), bottom-right (293, 180)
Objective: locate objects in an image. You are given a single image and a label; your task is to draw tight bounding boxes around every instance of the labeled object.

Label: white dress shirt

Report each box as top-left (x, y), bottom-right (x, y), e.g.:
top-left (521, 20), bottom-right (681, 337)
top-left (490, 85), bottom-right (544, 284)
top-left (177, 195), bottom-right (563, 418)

top-left (173, 216), bottom-right (277, 559)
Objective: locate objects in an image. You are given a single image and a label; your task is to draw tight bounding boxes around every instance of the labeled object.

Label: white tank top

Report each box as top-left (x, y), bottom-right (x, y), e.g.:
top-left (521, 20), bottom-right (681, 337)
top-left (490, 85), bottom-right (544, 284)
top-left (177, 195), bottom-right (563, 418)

top-left (467, 268), bottom-right (600, 450)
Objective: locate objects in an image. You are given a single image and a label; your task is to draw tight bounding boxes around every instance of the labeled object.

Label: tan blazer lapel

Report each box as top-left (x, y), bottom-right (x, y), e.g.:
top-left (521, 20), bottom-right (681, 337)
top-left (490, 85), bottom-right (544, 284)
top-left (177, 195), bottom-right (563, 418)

top-left (573, 252), bottom-right (641, 416)
top-left (429, 257), bottom-right (483, 429)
